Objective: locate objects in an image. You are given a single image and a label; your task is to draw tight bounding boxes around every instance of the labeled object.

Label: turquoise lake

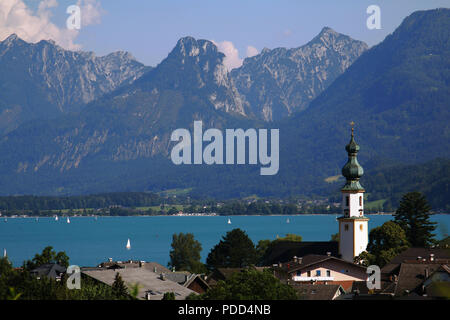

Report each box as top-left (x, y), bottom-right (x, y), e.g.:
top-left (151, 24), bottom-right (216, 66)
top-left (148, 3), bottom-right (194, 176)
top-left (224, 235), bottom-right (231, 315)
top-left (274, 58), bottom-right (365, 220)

top-left (1, 214), bottom-right (449, 268)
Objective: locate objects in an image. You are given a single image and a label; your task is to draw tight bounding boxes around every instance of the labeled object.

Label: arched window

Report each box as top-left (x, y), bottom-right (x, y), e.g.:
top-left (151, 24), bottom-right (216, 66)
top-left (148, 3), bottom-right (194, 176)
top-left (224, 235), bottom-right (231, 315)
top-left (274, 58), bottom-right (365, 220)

top-left (359, 196), bottom-right (362, 206)
top-left (360, 224), bottom-right (363, 231)
top-left (346, 196), bottom-right (350, 207)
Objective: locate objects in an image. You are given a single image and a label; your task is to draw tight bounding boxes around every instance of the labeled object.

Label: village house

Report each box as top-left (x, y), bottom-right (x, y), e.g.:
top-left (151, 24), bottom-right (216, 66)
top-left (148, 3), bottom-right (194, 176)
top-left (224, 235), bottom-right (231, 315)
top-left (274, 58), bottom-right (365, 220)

top-left (273, 254), bottom-right (367, 292)
top-left (351, 248), bottom-right (450, 299)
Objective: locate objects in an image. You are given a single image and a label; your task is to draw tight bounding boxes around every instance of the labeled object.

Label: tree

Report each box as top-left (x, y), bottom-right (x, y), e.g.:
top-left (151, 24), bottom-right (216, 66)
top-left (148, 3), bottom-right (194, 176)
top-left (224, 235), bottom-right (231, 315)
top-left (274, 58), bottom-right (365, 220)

top-left (256, 240), bottom-right (271, 265)
top-left (198, 268), bottom-right (298, 300)
top-left (330, 233), bottom-right (339, 242)
top-left (355, 221), bottom-right (409, 267)
top-left (112, 273), bottom-right (129, 299)
top-left (169, 233), bottom-right (206, 273)
top-left (162, 292), bottom-right (176, 300)
top-left (24, 246), bottom-right (69, 270)
top-left (394, 192), bottom-right (437, 247)
top-left (206, 229), bottom-right (258, 270)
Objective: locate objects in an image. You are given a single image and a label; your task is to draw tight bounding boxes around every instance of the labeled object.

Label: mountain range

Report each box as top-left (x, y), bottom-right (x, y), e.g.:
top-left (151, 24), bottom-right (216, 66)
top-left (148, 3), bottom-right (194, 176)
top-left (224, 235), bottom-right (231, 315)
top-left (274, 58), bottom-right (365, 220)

top-left (0, 8), bottom-right (448, 209)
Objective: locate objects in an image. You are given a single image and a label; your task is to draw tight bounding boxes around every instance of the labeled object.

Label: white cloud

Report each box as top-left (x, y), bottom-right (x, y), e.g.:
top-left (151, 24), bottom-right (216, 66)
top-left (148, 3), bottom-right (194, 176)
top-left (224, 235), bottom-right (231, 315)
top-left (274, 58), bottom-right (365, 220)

top-left (0, 0), bottom-right (103, 50)
top-left (246, 45), bottom-right (258, 58)
top-left (212, 41), bottom-right (260, 71)
top-left (212, 40), bottom-right (243, 71)
top-left (77, 0), bottom-right (103, 26)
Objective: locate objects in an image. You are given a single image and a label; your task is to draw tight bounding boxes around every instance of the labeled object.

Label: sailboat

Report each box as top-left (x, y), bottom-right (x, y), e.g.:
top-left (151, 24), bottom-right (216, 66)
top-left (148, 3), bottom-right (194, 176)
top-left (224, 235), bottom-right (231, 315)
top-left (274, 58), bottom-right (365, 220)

top-left (55, 215), bottom-right (59, 221)
top-left (4, 217), bottom-right (7, 222)
top-left (94, 215), bottom-right (98, 221)
top-left (126, 238), bottom-right (131, 250)
top-left (286, 218), bottom-right (290, 224)
top-left (67, 216), bottom-right (71, 224)
top-left (35, 217), bottom-right (39, 222)
top-left (227, 218), bottom-right (231, 224)
top-left (3, 248), bottom-right (6, 258)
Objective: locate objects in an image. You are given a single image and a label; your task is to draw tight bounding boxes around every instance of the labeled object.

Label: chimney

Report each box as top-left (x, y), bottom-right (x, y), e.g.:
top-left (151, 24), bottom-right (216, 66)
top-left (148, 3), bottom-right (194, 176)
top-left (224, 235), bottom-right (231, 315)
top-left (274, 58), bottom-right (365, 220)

top-left (160, 273), bottom-right (166, 281)
top-left (326, 252), bottom-right (331, 257)
top-left (430, 254), bottom-right (435, 262)
top-left (298, 257), bottom-right (303, 264)
top-left (417, 256), bottom-right (422, 261)
top-left (153, 266), bottom-right (157, 273)
top-left (139, 261), bottom-right (145, 268)
top-left (108, 258), bottom-right (113, 262)
top-left (293, 256), bottom-right (298, 263)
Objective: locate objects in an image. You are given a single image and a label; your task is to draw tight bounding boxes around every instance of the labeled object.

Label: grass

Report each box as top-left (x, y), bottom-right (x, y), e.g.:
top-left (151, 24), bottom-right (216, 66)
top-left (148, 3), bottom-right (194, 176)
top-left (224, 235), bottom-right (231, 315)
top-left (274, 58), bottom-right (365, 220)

top-left (365, 198), bottom-right (387, 211)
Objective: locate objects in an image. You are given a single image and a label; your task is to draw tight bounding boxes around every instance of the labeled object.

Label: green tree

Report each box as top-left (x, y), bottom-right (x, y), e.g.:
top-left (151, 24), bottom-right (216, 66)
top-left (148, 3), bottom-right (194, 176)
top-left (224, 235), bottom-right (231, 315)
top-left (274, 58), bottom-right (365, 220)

top-left (256, 240), bottom-right (271, 265)
top-left (330, 233), bottom-right (339, 242)
top-left (394, 192), bottom-right (437, 247)
top-left (24, 246), bottom-right (69, 270)
top-left (168, 233), bottom-right (206, 273)
top-left (355, 221), bottom-right (409, 267)
top-left (162, 292), bottom-right (176, 300)
top-left (206, 229), bottom-right (257, 270)
top-left (198, 268), bottom-right (297, 300)
top-left (112, 273), bottom-right (129, 299)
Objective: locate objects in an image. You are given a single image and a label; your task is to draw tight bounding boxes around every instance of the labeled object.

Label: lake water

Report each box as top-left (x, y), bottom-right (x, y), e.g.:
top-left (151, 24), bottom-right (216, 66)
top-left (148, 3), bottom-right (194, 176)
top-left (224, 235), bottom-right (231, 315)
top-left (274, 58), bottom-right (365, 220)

top-left (1, 214), bottom-right (449, 268)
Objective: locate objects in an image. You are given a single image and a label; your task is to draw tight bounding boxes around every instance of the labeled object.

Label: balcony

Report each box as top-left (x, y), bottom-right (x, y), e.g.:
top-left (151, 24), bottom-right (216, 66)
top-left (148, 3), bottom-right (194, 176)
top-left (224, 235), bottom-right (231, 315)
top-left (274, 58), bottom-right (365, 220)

top-left (292, 276), bottom-right (334, 282)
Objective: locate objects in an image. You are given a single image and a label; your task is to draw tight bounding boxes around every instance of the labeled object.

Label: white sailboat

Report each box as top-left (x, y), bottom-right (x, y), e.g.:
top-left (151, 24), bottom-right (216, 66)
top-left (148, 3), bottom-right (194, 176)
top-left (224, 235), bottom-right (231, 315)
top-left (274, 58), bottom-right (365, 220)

top-left (286, 218), bottom-right (290, 224)
top-left (55, 215), bottom-right (59, 221)
top-left (3, 248), bottom-right (6, 258)
top-left (126, 238), bottom-right (131, 250)
top-left (227, 218), bottom-right (231, 224)
top-left (67, 216), bottom-right (71, 224)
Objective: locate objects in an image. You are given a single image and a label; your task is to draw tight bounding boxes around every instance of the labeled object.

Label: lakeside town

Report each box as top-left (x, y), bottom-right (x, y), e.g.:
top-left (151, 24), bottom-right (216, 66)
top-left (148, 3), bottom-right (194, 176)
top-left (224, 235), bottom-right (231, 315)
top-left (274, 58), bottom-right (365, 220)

top-left (1, 129), bottom-right (449, 301)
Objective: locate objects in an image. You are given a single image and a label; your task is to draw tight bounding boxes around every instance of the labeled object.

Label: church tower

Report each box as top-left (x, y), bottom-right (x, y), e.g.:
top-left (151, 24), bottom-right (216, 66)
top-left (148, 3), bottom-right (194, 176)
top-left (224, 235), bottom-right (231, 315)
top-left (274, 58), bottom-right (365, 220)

top-left (338, 123), bottom-right (369, 262)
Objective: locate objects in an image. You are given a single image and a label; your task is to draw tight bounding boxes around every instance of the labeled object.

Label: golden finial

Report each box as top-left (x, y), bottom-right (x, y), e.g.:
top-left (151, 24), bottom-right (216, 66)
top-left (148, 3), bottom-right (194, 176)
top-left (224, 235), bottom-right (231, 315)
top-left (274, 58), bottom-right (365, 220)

top-left (350, 121), bottom-right (355, 137)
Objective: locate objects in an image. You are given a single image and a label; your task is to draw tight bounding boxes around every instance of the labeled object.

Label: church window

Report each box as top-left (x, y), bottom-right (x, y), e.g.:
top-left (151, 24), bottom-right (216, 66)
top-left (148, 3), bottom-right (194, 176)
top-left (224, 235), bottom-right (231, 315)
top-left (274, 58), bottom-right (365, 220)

top-left (360, 224), bottom-right (363, 231)
top-left (359, 196), bottom-right (362, 206)
top-left (344, 224), bottom-right (349, 231)
top-left (346, 196), bottom-right (349, 207)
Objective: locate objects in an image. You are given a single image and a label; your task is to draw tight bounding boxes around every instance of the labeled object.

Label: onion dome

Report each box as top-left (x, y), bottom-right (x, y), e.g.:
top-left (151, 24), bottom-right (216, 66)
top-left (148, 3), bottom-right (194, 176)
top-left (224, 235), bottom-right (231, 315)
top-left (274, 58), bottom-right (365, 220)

top-left (341, 123), bottom-right (364, 191)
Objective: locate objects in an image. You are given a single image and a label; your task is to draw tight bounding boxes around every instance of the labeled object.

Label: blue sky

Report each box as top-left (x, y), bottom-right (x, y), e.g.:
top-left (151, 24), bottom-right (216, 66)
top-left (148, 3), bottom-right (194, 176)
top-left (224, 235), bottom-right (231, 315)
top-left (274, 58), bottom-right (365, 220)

top-left (14, 0), bottom-right (450, 67)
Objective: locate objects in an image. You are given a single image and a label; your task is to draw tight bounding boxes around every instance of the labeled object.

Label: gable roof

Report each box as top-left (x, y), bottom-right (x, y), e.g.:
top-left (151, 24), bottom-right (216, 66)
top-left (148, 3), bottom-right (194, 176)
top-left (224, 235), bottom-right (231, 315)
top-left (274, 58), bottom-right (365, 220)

top-left (30, 263), bottom-right (66, 279)
top-left (382, 247), bottom-right (450, 274)
top-left (82, 268), bottom-right (195, 300)
top-left (291, 283), bottom-right (344, 300)
top-left (278, 254), bottom-right (366, 274)
top-left (264, 241), bottom-right (339, 265)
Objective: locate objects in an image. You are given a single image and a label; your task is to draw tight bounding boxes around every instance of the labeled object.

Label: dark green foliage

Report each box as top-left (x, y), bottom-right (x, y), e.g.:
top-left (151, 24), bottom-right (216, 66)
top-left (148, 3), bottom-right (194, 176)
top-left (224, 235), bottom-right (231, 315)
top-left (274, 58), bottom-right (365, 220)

top-left (197, 268), bottom-right (298, 300)
top-left (362, 158), bottom-right (450, 211)
top-left (162, 292), bottom-right (176, 300)
top-left (112, 273), bottom-right (129, 299)
top-left (169, 233), bottom-right (206, 273)
top-left (206, 229), bottom-right (258, 270)
top-left (394, 192), bottom-right (437, 247)
top-left (0, 256), bottom-right (121, 300)
top-left (24, 246), bottom-right (69, 270)
top-left (0, 192), bottom-right (161, 211)
top-left (355, 221), bottom-right (409, 267)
